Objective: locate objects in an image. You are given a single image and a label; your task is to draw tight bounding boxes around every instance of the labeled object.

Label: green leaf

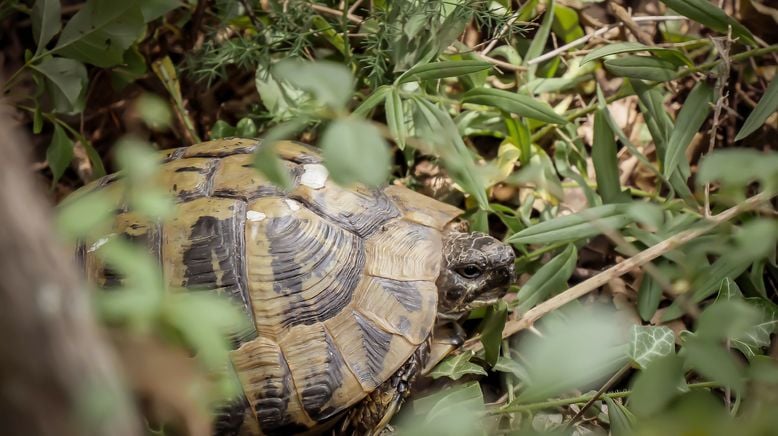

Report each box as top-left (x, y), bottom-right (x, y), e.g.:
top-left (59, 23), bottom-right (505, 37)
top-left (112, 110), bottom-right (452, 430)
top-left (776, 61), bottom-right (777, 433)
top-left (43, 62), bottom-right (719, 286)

top-left (604, 55), bottom-right (680, 82)
top-left (697, 149), bottom-right (778, 191)
top-left (629, 325), bottom-right (675, 369)
top-left (735, 78), bottom-right (778, 141)
top-left (494, 356), bottom-right (528, 379)
top-left (519, 305), bottom-right (629, 403)
top-left (525, 0), bottom-right (554, 73)
top-left (209, 120), bottom-right (235, 139)
top-left (135, 93), bottom-right (171, 130)
top-left (551, 4), bottom-right (583, 44)
top-left (581, 42), bottom-right (690, 66)
top-left (660, 0), bottom-right (757, 46)
top-left (411, 98), bottom-right (489, 209)
top-left (463, 88), bottom-right (567, 124)
top-left (31, 56), bottom-right (88, 114)
top-left (628, 354), bottom-right (685, 417)
top-left (56, 190), bottom-right (115, 240)
top-left (428, 351), bottom-right (487, 380)
top-left (272, 59), bottom-right (353, 109)
top-left (138, 0), bottom-right (180, 22)
top-left (46, 124), bottom-right (73, 185)
top-left (385, 87), bottom-right (407, 149)
top-left (254, 138), bottom-right (293, 191)
top-left (663, 82), bottom-right (714, 179)
top-left (111, 45), bottom-right (147, 90)
top-left (255, 63), bottom-right (310, 121)
top-left (637, 274), bottom-right (662, 322)
top-left (353, 85), bottom-right (391, 117)
top-left (684, 337), bottom-right (744, 393)
top-left (311, 15), bottom-right (347, 56)
top-left (606, 397), bottom-right (636, 436)
top-left (163, 293), bottom-right (246, 369)
top-left (732, 298), bottom-right (778, 360)
top-left (516, 244), bottom-right (577, 311)
top-left (507, 204), bottom-right (633, 245)
top-left (479, 301), bottom-right (508, 366)
top-left (696, 300), bottom-right (762, 342)
top-left (32, 0), bottom-right (61, 54)
top-left (53, 0), bottom-right (145, 68)
top-left (662, 256), bottom-right (753, 322)
top-left (402, 381), bottom-right (484, 436)
top-left (320, 118), bottom-right (390, 187)
top-left (592, 109), bottom-right (628, 203)
top-left (397, 60), bottom-right (491, 84)
top-left (235, 117), bottom-right (258, 138)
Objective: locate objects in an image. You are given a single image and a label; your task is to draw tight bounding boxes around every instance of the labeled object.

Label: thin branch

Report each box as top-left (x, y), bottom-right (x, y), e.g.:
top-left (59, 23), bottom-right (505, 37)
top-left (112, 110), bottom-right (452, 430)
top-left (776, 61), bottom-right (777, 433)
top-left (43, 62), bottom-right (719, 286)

top-left (310, 3), bottom-right (364, 24)
top-left (464, 191), bottom-right (775, 353)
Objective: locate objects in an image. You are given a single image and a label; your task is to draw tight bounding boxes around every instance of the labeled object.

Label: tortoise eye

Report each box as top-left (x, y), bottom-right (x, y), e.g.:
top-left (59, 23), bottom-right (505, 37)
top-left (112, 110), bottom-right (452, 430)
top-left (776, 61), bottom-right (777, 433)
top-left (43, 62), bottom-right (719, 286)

top-left (457, 265), bottom-right (482, 279)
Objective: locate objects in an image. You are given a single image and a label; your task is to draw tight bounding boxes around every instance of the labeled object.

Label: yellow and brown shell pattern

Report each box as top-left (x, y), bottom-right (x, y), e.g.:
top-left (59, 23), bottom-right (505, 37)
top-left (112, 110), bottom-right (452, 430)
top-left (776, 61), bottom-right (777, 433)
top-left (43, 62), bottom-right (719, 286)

top-left (76, 138), bottom-right (463, 434)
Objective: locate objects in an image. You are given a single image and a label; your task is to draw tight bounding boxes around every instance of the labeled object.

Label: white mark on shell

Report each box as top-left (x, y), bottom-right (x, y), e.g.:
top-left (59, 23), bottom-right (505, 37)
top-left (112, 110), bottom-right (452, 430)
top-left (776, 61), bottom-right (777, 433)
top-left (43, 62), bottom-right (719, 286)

top-left (284, 199), bottom-right (301, 211)
top-left (246, 210), bottom-right (267, 222)
top-left (88, 234), bottom-right (115, 253)
top-left (300, 164), bottom-right (329, 189)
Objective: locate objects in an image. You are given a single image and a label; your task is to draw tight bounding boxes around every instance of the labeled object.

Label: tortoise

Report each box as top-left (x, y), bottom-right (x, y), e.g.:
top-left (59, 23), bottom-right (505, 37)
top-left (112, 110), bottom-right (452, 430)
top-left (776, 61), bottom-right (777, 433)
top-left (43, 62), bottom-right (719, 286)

top-left (75, 138), bottom-right (515, 435)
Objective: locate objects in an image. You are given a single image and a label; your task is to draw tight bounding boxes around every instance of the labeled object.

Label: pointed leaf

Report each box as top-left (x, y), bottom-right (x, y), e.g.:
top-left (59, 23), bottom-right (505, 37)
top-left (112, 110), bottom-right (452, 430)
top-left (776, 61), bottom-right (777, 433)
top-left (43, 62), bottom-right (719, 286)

top-left (604, 55), bottom-right (679, 81)
top-left (397, 60), bottom-right (491, 84)
top-left (735, 78), bottom-right (778, 141)
top-left (32, 0), bottom-right (61, 54)
top-left (385, 87), bottom-right (407, 149)
top-left (480, 301), bottom-right (508, 366)
top-left (629, 354), bottom-right (685, 417)
top-left (582, 42), bottom-right (692, 66)
top-left (46, 124), bottom-right (73, 185)
top-left (507, 204), bottom-right (633, 245)
top-left (592, 109), bottom-right (628, 203)
top-left (660, 0), bottom-right (757, 46)
top-left (516, 245), bottom-right (577, 311)
top-left (606, 397), bottom-right (636, 436)
top-left (53, 0), bottom-right (145, 67)
top-left (31, 56), bottom-right (87, 114)
top-left (463, 88), bottom-right (567, 124)
top-left (663, 82), bottom-right (714, 179)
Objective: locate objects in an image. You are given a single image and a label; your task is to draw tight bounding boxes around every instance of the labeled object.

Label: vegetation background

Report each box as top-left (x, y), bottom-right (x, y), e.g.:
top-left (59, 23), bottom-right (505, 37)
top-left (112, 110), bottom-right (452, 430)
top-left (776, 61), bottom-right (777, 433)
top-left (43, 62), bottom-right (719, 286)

top-left (0, 0), bottom-right (777, 435)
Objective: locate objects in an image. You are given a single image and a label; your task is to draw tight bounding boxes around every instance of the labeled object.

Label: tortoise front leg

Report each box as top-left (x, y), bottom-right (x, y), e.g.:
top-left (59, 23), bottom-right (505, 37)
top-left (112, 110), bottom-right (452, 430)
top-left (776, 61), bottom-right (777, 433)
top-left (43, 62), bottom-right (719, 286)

top-left (339, 341), bottom-right (430, 435)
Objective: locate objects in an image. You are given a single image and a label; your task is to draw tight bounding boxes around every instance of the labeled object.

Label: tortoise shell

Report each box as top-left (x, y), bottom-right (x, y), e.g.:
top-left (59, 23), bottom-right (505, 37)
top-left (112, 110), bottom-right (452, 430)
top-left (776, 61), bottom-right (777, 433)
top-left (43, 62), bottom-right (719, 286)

top-left (77, 138), bottom-right (463, 433)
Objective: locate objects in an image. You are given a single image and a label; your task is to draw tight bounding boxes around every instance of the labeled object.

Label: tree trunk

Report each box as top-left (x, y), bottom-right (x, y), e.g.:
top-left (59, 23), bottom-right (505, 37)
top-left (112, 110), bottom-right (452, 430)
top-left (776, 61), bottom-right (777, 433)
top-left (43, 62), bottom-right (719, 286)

top-left (0, 103), bottom-right (141, 436)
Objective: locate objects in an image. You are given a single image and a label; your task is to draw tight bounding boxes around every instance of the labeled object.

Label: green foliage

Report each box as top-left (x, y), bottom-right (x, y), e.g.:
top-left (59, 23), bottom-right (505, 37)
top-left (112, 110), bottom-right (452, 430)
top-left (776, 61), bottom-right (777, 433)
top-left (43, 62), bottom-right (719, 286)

top-left (9, 0), bottom-right (778, 434)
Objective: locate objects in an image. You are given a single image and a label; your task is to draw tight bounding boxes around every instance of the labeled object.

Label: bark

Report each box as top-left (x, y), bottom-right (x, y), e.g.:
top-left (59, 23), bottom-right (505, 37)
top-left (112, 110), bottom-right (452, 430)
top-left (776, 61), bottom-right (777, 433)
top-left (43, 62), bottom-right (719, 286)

top-left (0, 103), bottom-right (141, 436)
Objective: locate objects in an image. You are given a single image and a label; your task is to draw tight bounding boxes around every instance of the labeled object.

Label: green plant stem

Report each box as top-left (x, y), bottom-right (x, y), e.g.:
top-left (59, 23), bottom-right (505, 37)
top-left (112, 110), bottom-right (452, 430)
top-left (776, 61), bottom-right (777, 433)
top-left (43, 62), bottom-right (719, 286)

top-left (492, 381), bottom-right (720, 414)
top-left (674, 44), bottom-right (778, 80)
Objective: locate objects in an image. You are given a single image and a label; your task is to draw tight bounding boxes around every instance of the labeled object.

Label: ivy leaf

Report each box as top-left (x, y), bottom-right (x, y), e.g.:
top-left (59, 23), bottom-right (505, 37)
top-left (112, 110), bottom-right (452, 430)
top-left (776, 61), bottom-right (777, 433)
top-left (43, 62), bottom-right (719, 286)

top-left (52, 0), bottom-right (145, 68)
top-left (31, 56), bottom-right (88, 114)
top-left (32, 0), bottom-right (61, 54)
top-left (46, 124), bottom-right (74, 186)
top-left (628, 325), bottom-right (675, 369)
top-left (428, 351), bottom-right (487, 380)
top-left (731, 298), bottom-right (778, 360)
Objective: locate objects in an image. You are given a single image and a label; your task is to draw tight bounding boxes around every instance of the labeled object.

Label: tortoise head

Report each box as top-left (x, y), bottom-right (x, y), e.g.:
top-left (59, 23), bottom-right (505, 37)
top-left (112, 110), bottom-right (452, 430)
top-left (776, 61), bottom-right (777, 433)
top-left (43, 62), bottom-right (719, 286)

top-left (436, 231), bottom-right (515, 318)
